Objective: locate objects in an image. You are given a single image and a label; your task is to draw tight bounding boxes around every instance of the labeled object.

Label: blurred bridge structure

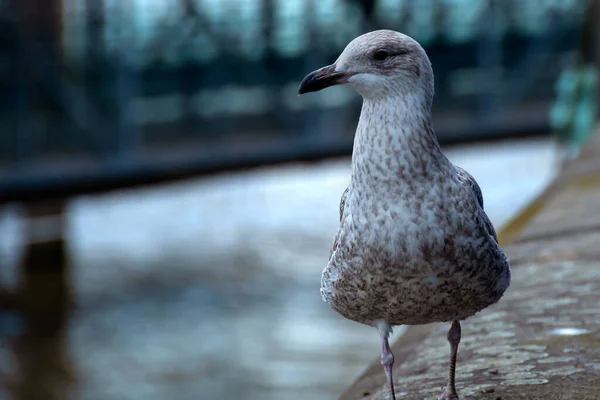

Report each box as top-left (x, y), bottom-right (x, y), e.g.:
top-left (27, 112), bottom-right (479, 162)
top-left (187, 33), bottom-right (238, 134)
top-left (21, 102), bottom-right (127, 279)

top-left (0, 0), bottom-right (593, 204)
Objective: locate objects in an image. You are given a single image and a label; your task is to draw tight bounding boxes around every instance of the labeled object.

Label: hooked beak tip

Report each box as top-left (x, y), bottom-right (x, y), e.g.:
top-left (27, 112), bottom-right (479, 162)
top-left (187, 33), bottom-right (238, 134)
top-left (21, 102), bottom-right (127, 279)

top-left (297, 65), bottom-right (351, 95)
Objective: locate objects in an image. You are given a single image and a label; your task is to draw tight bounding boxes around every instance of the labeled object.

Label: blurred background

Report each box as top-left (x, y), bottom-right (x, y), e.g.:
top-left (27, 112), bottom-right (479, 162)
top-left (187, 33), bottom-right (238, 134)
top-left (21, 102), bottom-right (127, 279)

top-left (0, 0), bottom-right (598, 399)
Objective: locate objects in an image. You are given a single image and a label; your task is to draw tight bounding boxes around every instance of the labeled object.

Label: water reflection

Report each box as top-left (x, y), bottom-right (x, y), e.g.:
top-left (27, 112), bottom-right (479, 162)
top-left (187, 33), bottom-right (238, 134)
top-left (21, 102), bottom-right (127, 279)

top-left (0, 137), bottom-right (557, 400)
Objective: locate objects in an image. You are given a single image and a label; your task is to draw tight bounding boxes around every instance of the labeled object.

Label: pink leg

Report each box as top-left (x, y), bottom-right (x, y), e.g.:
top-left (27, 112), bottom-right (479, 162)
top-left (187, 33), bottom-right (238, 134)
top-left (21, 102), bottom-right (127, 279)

top-left (375, 320), bottom-right (396, 400)
top-left (438, 320), bottom-right (461, 400)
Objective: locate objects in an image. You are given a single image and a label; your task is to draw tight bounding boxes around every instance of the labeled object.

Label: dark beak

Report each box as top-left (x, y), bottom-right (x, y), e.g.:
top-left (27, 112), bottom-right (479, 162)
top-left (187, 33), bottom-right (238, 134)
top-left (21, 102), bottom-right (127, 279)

top-left (297, 64), bottom-right (351, 95)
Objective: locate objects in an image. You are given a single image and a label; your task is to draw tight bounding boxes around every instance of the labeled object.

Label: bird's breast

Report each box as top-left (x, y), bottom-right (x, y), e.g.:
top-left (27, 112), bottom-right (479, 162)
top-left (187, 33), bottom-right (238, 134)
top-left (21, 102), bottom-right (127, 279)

top-left (322, 177), bottom-right (510, 325)
top-left (345, 189), bottom-right (476, 259)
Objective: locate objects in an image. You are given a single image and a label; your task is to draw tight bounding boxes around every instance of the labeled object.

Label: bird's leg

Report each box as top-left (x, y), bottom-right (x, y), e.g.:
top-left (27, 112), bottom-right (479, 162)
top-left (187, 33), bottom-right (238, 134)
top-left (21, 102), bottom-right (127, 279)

top-left (375, 320), bottom-right (396, 400)
top-left (438, 320), bottom-right (461, 400)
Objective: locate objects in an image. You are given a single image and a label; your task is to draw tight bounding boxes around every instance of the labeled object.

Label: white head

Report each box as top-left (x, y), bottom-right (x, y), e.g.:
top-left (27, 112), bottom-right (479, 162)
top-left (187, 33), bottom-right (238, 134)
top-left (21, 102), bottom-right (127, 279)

top-left (298, 30), bottom-right (434, 106)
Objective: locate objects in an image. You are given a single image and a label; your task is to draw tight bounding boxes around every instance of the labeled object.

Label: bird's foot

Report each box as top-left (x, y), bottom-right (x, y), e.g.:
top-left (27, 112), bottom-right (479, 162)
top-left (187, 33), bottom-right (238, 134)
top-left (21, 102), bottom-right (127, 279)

top-left (437, 388), bottom-right (459, 400)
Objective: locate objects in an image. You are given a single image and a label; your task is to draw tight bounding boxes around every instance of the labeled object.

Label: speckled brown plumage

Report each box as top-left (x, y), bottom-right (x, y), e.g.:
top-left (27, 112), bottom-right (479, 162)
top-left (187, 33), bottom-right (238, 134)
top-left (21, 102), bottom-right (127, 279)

top-left (298, 30), bottom-right (511, 400)
top-left (323, 119), bottom-right (509, 327)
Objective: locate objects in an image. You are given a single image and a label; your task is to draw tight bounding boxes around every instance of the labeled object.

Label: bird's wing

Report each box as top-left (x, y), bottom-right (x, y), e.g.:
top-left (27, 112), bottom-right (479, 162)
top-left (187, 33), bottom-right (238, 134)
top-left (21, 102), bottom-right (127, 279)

top-left (339, 186), bottom-right (350, 222)
top-left (455, 166), bottom-right (499, 243)
top-left (329, 186), bottom-right (350, 259)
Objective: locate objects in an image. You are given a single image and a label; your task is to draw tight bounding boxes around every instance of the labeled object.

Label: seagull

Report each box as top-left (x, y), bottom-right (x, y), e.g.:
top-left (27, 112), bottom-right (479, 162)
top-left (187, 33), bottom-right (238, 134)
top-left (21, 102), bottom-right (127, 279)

top-left (297, 30), bottom-right (511, 400)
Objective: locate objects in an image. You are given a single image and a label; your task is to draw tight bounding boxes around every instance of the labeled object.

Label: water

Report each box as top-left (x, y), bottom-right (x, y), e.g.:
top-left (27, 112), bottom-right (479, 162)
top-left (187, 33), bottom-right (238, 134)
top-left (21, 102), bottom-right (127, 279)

top-left (0, 136), bottom-right (558, 400)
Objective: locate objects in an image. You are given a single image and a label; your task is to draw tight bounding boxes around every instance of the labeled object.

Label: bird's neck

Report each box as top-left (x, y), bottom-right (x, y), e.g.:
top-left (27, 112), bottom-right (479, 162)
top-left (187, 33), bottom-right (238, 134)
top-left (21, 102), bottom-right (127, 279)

top-left (351, 95), bottom-right (449, 189)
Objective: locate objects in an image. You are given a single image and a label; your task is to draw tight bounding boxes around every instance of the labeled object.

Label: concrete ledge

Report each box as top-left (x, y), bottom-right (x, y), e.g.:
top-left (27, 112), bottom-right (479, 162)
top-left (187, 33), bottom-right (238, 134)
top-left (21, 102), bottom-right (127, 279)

top-left (339, 128), bottom-right (600, 400)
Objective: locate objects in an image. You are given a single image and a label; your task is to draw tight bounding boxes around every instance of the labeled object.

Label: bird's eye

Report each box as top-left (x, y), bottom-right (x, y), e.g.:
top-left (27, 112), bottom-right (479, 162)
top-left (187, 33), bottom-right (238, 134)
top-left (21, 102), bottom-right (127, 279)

top-left (373, 50), bottom-right (389, 61)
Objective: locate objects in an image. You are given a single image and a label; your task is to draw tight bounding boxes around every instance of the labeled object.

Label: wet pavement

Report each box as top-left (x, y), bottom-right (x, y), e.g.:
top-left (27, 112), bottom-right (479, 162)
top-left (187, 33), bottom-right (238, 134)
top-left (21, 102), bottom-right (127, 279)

top-left (0, 136), bottom-right (557, 400)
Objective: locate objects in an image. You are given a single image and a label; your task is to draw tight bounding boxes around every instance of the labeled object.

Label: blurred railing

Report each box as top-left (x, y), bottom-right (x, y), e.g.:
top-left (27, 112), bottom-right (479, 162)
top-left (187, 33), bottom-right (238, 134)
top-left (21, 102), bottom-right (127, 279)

top-left (0, 0), bottom-right (592, 202)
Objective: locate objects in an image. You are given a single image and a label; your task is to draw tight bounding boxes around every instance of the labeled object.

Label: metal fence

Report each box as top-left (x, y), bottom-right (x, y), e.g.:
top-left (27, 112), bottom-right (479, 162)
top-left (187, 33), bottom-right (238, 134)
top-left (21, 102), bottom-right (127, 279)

top-left (0, 0), bottom-right (592, 202)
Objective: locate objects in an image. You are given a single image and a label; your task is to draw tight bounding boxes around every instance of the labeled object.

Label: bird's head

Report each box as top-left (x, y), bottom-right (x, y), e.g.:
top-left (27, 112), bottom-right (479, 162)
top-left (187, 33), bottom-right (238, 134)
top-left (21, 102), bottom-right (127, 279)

top-left (298, 30), bottom-right (433, 102)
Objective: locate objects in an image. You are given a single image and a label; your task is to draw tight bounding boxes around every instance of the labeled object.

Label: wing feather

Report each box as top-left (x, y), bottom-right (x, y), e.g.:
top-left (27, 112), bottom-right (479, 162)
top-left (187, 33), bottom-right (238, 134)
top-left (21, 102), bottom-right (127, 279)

top-left (339, 186), bottom-right (350, 222)
top-left (455, 166), bottom-right (498, 243)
